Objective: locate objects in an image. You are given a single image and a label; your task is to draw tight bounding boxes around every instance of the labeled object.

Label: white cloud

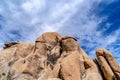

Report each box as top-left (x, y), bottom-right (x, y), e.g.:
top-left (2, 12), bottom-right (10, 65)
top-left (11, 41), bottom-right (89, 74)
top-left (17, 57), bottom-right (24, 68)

top-left (0, 0), bottom-right (120, 64)
top-left (21, 0), bottom-right (45, 14)
top-left (81, 29), bottom-right (120, 60)
top-left (0, 0), bottom-right (86, 42)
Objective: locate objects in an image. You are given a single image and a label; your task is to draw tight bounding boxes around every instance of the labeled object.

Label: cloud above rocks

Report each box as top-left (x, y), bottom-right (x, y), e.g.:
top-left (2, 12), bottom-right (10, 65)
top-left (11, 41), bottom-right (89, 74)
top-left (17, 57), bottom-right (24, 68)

top-left (0, 0), bottom-right (120, 63)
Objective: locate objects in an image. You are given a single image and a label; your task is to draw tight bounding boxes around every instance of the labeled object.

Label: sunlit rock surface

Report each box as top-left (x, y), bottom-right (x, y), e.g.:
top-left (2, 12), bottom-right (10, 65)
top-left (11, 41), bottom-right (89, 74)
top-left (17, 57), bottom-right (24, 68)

top-left (0, 32), bottom-right (119, 80)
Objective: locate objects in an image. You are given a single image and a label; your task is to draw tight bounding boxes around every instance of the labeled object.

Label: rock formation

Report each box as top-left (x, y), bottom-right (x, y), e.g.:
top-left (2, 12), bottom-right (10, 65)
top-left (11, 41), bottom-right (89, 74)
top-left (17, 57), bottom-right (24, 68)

top-left (0, 32), bottom-right (119, 80)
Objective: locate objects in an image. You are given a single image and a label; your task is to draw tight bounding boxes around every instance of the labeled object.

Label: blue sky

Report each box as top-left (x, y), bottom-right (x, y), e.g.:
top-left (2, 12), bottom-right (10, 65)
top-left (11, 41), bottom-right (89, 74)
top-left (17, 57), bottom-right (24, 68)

top-left (0, 0), bottom-right (120, 64)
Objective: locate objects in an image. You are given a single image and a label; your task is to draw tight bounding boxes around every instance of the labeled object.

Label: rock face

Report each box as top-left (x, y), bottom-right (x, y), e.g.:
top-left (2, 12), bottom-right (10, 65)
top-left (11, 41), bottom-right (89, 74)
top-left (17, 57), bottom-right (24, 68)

top-left (0, 32), bottom-right (119, 80)
top-left (96, 48), bottom-right (120, 80)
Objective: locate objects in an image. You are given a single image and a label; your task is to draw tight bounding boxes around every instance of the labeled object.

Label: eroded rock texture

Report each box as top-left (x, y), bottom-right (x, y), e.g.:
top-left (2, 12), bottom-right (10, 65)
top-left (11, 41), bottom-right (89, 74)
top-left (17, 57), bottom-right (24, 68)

top-left (96, 48), bottom-right (120, 80)
top-left (0, 32), bottom-right (119, 80)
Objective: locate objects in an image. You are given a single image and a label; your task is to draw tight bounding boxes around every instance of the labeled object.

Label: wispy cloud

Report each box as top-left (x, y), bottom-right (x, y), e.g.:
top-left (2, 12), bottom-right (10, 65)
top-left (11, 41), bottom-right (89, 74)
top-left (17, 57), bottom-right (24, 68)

top-left (0, 0), bottom-right (120, 63)
top-left (0, 0), bottom-right (84, 41)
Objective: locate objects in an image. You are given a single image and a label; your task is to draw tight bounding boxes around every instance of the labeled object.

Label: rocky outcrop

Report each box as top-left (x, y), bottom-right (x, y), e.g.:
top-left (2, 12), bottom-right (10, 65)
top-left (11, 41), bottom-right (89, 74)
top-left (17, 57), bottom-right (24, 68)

top-left (0, 32), bottom-right (119, 80)
top-left (96, 48), bottom-right (120, 80)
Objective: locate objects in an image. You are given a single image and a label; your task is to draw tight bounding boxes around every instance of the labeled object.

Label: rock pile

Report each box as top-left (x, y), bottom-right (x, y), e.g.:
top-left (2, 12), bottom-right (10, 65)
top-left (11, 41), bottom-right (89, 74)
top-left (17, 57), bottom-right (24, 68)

top-left (0, 32), bottom-right (119, 80)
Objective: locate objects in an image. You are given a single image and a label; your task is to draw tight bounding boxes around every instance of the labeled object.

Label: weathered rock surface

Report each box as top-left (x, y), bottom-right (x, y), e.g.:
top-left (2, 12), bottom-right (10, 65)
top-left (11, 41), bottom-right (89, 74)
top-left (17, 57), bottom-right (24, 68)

top-left (96, 48), bottom-right (120, 80)
top-left (0, 32), bottom-right (119, 80)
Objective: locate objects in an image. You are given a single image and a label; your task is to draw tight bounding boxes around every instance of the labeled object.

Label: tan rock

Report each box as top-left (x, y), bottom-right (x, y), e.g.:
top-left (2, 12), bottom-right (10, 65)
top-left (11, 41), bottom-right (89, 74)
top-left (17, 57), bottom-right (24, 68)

top-left (14, 43), bottom-right (34, 59)
top-left (61, 36), bottom-right (78, 51)
top-left (41, 78), bottom-right (61, 80)
top-left (36, 32), bottom-right (61, 43)
top-left (0, 32), bottom-right (120, 80)
top-left (0, 47), bottom-right (17, 80)
top-left (59, 36), bottom-right (81, 80)
top-left (98, 56), bottom-right (115, 80)
top-left (103, 49), bottom-right (120, 79)
top-left (96, 48), bottom-right (120, 80)
top-left (3, 41), bottom-right (19, 49)
top-left (79, 48), bottom-right (103, 80)
top-left (22, 32), bottom-right (62, 79)
top-left (60, 51), bottom-right (81, 80)
top-left (47, 63), bottom-right (61, 78)
top-left (0, 43), bottom-right (35, 79)
top-left (0, 47), bottom-right (17, 66)
top-left (12, 74), bottom-right (35, 80)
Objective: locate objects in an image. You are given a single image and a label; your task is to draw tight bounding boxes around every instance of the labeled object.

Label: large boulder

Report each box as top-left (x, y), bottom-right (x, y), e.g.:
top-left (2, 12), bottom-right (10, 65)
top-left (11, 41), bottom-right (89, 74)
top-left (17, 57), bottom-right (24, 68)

top-left (59, 36), bottom-right (82, 80)
top-left (0, 32), bottom-right (119, 80)
top-left (20, 32), bottom-right (62, 79)
top-left (79, 48), bottom-right (103, 80)
top-left (96, 48), bottom-right (120, 80)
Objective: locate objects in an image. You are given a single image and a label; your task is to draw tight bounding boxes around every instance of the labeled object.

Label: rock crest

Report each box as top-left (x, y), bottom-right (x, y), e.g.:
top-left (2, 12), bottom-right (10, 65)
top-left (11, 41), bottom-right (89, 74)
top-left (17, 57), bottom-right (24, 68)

top-left (0, 32), bottom-right (119, 80)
